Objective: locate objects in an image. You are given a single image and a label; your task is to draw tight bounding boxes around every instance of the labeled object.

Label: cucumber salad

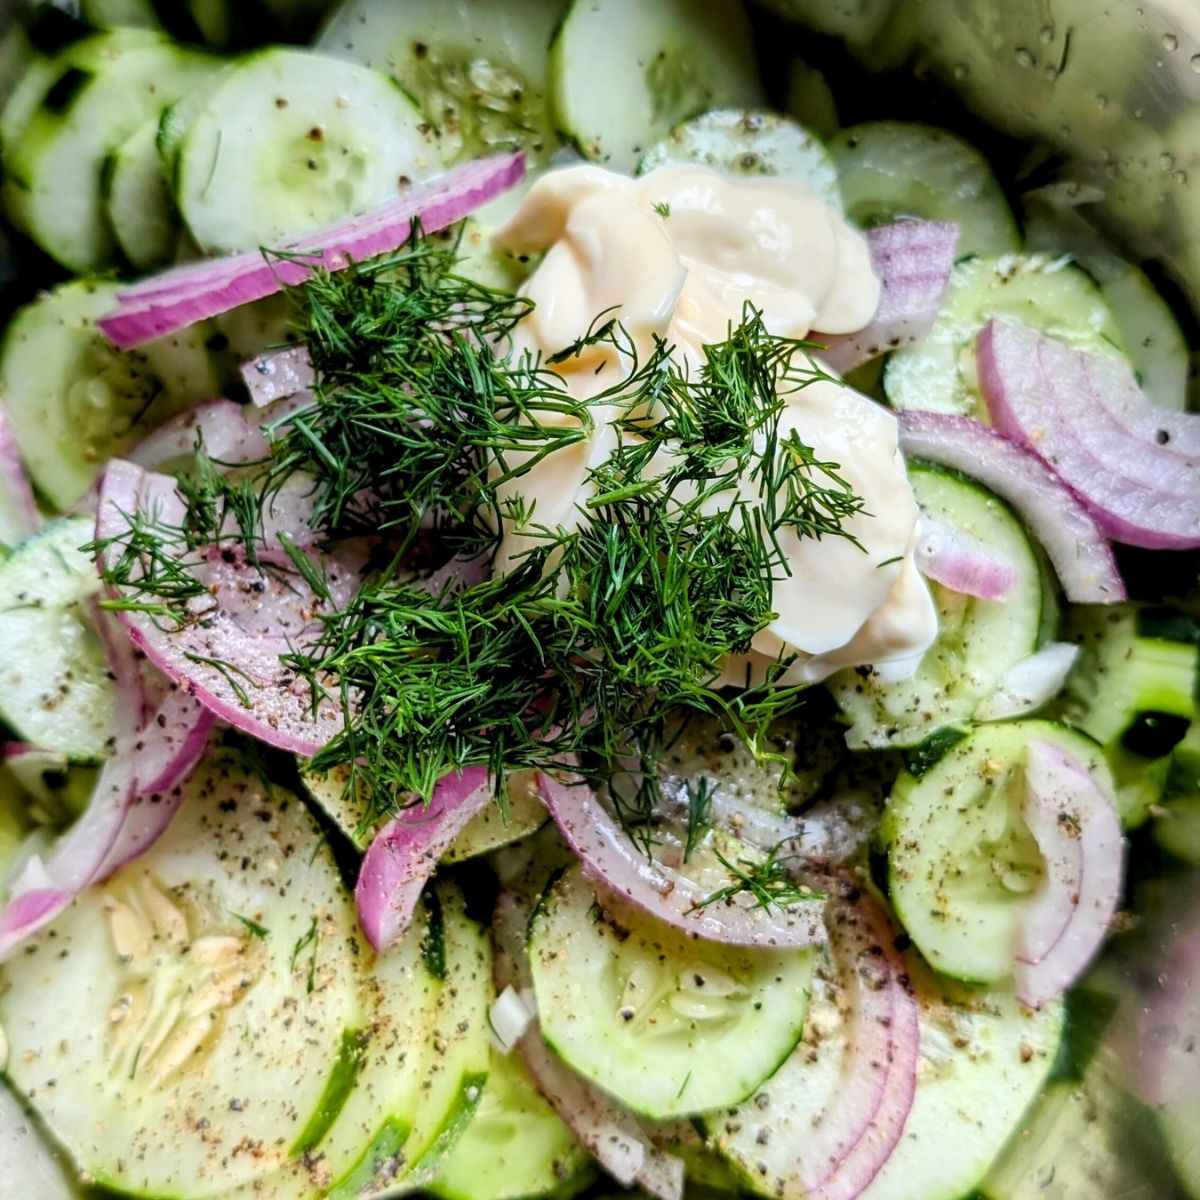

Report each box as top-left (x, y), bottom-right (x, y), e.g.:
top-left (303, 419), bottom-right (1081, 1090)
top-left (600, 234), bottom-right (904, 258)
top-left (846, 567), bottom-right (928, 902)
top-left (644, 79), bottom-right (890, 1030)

top-left (0, 1), bottom-right (1197, 1199)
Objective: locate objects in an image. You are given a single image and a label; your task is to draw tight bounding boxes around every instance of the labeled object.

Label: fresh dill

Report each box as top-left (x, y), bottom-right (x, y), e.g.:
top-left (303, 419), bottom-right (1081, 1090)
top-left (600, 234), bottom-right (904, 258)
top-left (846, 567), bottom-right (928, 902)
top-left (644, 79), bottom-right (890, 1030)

top-left (692, 845), bottom-right (824, 914)
top-left (94, 236), bottom-right (867, 832)
top-left (652, 200), bottom-right (671, 219)
top-left (232, 912), bottom-right (270, 940)
top-left (684, 777), bottom-right (714, 862)
top-left (291, 917), bottom-right (319, 994)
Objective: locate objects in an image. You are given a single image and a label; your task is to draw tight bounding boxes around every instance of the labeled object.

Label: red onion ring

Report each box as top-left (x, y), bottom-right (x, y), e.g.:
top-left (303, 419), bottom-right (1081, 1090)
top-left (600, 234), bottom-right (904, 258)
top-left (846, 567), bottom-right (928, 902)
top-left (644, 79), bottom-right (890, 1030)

top-left (0, 404), bottom-right (39, 546)
top-left (1014, 739), bottom-right (1125, 1009)
top-left (914, 511), bottom-right (1017, 600)
top-left (537, 770), bottom-right (826, 948)
top-left (977, 319), bottom-right (1200, 549)
top-left (355, 767), bottom-right (494, 952)
top-left (99, 152), bottom-right (526, 350)
top-left (897, 410), bottom-right (1126, 604)
top-left (95, 459), bottom-right (358, 756)
top-left (815, 220), bottom-right (960, 374)
top-left (492, 889), bottom-right (685, 1200)
top-left (126, 398), bottom-right (270, 470)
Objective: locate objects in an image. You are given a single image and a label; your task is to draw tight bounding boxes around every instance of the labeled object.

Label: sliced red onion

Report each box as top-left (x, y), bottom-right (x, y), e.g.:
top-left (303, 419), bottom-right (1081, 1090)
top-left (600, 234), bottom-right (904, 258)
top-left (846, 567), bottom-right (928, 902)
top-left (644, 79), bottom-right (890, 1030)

top-left (127, 399), bottom-right (270, 470)
top-left (1014, 738), bottom-right (1125, 1009)
top-left (977, 319), bottom-right (1200, 549)
top-left (974, 642), bottom-right (1080, 722)
top-left (417, 549), bottom-right (493, 597)
top-left (0, 670), bottom-right (213, 961)
top-left (897, 411), bottom-right (1126, 604)
top-left (537, 770), bottom-right (826, 948)
top-left (0, 404), bottom-right (39, 546)
top-left (492, 890), bottom-right (684, 1200)
top-left (914, 511), bottom-right (1018, 600)
top-left (815, 220), bottom-right (960, 374)
top-left (99, 152), bottom-right (526, 350)
top-left (356, 767), bottom-right (494, 952)
top-left (95, 458), bottom-right (357, 756)
top-left (242, 345), bottom-right (315, 408)
top-left (787, 891), bottom-right (920, 1200)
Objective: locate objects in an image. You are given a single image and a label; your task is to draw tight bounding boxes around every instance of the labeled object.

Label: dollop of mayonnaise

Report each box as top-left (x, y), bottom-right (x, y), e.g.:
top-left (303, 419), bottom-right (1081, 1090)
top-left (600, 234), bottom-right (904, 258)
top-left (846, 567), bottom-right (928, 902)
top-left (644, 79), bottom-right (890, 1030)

top-left (489, 164), bottom-right (937, 685)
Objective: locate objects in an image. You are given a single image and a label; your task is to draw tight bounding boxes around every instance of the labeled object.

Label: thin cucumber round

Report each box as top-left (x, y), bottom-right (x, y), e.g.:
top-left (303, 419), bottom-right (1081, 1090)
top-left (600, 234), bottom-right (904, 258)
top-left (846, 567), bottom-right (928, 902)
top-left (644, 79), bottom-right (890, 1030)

top-left (880, 719), bottom-right (1117, 985)
top-left (174, 48), bottom-right (441, 256)
top-left (0, 518), bottom-right (113, 761)
top-left (830, 121), bottom-right (1020, 256)
top-left (104, 115), bottom-right (179, 271)
top-left (713, 952), bottom-right (1062, 1200)
top-left (4, 40), bottom-right (220, 271)
top-left (431, 1046), bottom-right (593, 1200)
top-left (316, 0), bottom-right (567, 165)
top-left (638, 109), bottom-right (841, 211)
top-left (0, 279), bottom-right (221, 509)
top-left (883, 254), bottom-right (1127, 421)
top-left (548, 0), bottom-right (764, 173)
top-left (528, 861), bottom-right (816, 1120)
top-left (828, 465), bottom-right (1043, 749)
top-left (0, 751), bottom-right (364, 1197)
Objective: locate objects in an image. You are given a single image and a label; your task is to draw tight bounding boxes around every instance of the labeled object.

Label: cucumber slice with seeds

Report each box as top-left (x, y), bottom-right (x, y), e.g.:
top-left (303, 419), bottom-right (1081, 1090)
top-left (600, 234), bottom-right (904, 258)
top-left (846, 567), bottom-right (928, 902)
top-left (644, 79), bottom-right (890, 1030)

top-left (3, 39), bottom-right (221, 271)
top-left (0, 751), bottom-right (363, 1197)
top-left (0, 518), bottom-right (113, 761)
top-left (883, 254), bottom-right (1127, 422)
top-left (828, 465), bottom-right (1043, 749)
top-left (0, 279), bottom-right (221, 509)
top-left (174, 48), bottom-right (441, 256)
top-left (881, 719), bottom-right (1117, 985)
top-left (638, 109), bottom-right (841, 210)
top-left (316, 0), bottom-right (568, 165)
top-left (549, 0), bottom-right (764, 173)
top-left (528, 860), bottom-right (816, 1120)
top-left (830, 121), bottom-right (1020, 257)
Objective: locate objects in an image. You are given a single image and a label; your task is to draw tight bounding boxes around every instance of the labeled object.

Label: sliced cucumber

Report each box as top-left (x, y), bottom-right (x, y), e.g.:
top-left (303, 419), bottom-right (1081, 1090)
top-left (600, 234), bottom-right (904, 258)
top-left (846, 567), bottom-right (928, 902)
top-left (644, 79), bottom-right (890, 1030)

top-left (830, 122), bottom-right (1020, 256)
top-left (0, 279), bottom-right (221, 509)
top-left (0, 767), bottom-right (30, 881)
top-left (713, 953), bottom-right (1062, 1200)
top-left (638, 109), bottom-right (841, 210)
top-left (0, 1085), bottom-right (77, 1200)
top-left (1059, 604), bottom-right (1197, 828)
top-left (431, 1045), bottom-right (593, 1200)
top-left (326, 883), bottom-right (490, 1197)
top-left (1162, 1092), bottom-right (1200, 1200)
top-left (302, 764), bottom-right (546, 858)
top-left (1024, 196), bottom-right (1190, 413)
top-left (528, 860), bottom-right (816, 1120)
top-left (881, 719), bottom-right (1116, 984)
top-left (4, 40), bottom-right (220, 271)
top-left (828, 465), bottom-right (1043, 749)
top-left (548, 0), bottom-right (763, 173)
top-left (174, 48), bottom-right (440, 256)
top-left (104, 114), bottom-right (179, 271)
top-left (0, 518), bottom-right (112, 760)
top-left (882, 254), bottom-right (1126, 422)
top-left (1156, 724), bottom-right (1200, 864)
top-left (316, 0), bottom-right (567, 165)
top-left (0, 751), bottom-right (363, 1197)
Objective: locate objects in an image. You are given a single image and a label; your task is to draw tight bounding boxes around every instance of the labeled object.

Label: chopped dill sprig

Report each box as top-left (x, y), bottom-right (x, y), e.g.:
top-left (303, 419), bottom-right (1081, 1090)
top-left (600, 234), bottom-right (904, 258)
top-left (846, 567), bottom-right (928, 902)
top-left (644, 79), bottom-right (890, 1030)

top-left (95, 237), bottom-right (867, 830)
top-left (692, 845), bottom-right (824, 914)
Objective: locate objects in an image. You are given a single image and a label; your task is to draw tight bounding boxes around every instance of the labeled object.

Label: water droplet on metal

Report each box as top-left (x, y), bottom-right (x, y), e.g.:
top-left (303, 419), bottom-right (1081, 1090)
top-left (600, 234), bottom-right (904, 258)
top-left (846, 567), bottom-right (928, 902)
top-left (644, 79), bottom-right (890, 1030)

top-left (952, 62), bottom-right (969, 81)
top-left (1174, 169), bottom-right (1189, 184)
top-left (1039, 24), bottom-right (1055, 43)
top-left (1162, 32), bottom-right (1179, 52)
top-left (1015, 46), bottom-right (1036, 69)
top-left (1160, 152), bottom-right (1177, 171)
top-left (1044, 65), bottom-right (1059, 81)
top-left (1191, 53), bottom-right (1200, 72)
top-left (1095, 93), bottom-right (1109, 110)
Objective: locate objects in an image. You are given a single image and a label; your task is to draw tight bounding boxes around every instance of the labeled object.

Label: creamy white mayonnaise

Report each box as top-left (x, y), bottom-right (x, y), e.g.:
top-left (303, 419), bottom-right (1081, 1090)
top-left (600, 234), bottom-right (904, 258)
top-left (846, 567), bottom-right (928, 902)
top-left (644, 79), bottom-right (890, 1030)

top-left (489, 163), bottom-right (936, 684)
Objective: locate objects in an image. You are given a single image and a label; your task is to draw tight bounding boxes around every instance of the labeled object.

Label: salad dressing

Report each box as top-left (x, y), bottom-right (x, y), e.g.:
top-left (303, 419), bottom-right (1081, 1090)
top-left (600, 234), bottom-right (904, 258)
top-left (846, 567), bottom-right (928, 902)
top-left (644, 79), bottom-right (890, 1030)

top-left (490, 163), bottom-right (937, 684)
